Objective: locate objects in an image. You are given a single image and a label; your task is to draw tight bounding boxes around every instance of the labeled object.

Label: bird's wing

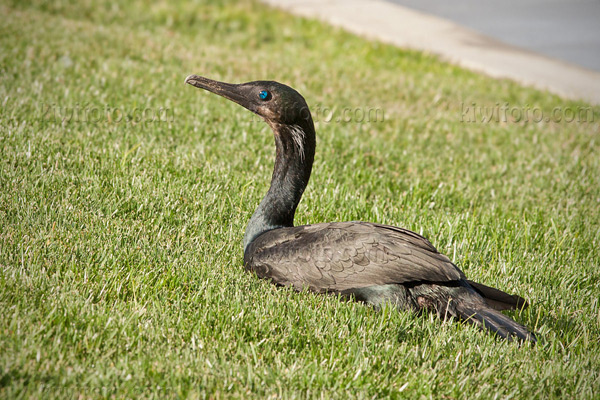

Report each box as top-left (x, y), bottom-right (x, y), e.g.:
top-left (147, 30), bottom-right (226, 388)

top-left (244, 221), bottom-right (465, 293)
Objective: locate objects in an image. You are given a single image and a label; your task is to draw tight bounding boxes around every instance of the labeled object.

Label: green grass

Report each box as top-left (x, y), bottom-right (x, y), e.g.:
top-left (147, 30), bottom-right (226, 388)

top-left (1, 0), bottom-right (599, 398)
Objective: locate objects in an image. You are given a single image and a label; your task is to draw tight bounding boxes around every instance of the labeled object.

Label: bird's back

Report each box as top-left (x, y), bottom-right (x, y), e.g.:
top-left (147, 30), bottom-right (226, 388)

top-left (244, 221), bottom-right (466, 293)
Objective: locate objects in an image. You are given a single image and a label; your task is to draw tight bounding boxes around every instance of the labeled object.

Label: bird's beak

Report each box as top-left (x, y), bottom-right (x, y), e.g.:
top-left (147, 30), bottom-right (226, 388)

top-left (185, 74), bottom-right (258, 114)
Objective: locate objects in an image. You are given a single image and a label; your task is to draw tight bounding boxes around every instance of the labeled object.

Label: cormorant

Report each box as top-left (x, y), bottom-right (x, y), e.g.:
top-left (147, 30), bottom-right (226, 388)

top-left (185, 75), bottom-right (536, 343)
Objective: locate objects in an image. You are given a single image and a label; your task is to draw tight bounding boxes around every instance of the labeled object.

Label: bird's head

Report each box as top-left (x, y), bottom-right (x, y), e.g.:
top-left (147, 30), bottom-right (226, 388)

top-left (185, 75), bottom-right (312, 126)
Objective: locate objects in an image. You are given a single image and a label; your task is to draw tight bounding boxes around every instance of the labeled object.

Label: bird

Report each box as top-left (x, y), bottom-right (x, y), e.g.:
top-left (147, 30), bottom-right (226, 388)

top-left (185, 74), bottom-right (536, 343)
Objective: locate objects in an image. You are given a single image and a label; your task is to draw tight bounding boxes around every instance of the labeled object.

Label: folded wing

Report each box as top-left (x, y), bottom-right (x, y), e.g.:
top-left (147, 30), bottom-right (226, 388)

top-left (244, 221), bottom-right (466, 293)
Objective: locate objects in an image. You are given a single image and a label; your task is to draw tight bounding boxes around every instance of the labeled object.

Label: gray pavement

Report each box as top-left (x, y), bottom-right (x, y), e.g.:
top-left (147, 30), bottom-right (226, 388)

top-left (388, 0), bottom-right (600, 72)
top-left (263, 0), bottom-right (600, 104)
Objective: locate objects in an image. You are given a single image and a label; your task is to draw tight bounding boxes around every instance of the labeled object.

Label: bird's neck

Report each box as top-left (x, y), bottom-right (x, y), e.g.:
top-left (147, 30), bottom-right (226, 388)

top-left (243, 120), bottom-right (316, 252)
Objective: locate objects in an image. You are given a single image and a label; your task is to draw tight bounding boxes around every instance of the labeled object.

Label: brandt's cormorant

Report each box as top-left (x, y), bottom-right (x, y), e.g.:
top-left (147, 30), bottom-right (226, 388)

top-left (185, 75), bottom-right (536, 343)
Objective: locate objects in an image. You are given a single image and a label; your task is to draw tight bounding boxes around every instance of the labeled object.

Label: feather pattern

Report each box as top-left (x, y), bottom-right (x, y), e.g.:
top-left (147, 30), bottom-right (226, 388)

top-left (245, 221), bottom-right (465, 292)
top-left (288, 124), bottom-right (306, 162)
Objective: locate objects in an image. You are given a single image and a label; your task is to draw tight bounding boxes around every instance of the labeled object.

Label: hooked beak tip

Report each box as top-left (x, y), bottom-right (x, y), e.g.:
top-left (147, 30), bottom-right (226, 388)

top-left (185, 74), bottom-right (199, 86)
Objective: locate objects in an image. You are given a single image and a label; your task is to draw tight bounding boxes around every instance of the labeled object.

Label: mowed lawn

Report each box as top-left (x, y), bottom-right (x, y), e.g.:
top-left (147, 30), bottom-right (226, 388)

top-left (1, 0), bottom-right (599, 398)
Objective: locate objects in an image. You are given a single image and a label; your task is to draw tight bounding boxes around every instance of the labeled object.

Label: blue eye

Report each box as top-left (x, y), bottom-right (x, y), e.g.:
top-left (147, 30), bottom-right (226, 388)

top-left (259, 90), bottom-right (270, 100)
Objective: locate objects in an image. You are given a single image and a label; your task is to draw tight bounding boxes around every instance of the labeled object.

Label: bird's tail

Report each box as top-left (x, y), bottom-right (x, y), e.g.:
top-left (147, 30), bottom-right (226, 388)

top-left (453, 300), bottom-right (537, 344)
top-left (412, 283), bottom-right (537, 344)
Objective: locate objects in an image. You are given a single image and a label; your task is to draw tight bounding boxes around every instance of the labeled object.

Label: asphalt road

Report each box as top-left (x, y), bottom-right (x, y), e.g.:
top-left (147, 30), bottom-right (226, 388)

top-left (387, 0), bottom-right (600, 72)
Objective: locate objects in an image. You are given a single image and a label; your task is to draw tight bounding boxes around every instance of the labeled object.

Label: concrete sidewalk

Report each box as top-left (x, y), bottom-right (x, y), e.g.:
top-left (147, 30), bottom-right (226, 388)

top-left (263, 0), bottom-right (600, 105)
top-left (388, 0), bottom-right (600, 73)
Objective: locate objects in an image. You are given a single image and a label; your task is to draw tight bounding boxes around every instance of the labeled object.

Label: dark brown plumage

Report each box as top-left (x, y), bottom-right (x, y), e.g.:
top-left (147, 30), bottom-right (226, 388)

top-left (245, 222), bottom-right (464, 291)
top-left (186, 74), bottom-right (536, 343)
